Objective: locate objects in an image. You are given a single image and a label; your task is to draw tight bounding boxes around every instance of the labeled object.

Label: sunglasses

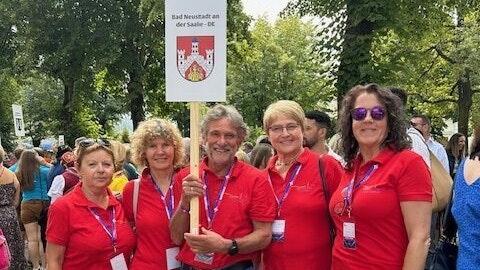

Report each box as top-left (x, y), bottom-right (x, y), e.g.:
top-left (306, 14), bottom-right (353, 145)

top-left (351, 106), bottom-right (386, 121)
top-left (78, 138), bottom-right (111, 148)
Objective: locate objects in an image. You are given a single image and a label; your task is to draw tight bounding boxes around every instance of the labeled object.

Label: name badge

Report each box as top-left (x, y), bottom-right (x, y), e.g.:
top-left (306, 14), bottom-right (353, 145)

top-left (343, 222), bottom-right (357, 249)
top-left (110, 253), bottom-right (128, 270)
top-left (194, 253), bottom-right (214, 265)
top-left (272, 219), bottom-right (286, 242)
top-left (166, 247), bottom-right (181, 270)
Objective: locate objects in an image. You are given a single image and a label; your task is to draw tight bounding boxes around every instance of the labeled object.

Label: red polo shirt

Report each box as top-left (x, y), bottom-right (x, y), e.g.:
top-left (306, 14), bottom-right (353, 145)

top-left (329, 148), bottom-right (432, 270)
top-left (175, 158), bottom-right (276, 269)
top-left (122, 168), bottom-right (181, 270)
top-left (47, 183), bottom-right (136, 270)
top-left (262, 148), bottom-right (343, 270)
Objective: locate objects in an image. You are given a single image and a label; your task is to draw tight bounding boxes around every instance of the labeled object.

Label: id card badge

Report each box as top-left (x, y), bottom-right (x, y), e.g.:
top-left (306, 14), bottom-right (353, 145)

top-left (166, 247), bottom-right (181, 270)
top-left (194, 253), bottom-right (214, 265)
top-left (272, 219), bottom-right (286, 242)
top-left (110, 253), bottom-right (128, 270)
top-left (342, 221), bottom-right (357, 249)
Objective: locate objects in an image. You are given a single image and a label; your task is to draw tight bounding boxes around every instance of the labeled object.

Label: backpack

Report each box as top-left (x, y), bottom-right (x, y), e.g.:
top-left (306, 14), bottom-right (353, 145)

top-left (0, 229), bottom-right (11, 270)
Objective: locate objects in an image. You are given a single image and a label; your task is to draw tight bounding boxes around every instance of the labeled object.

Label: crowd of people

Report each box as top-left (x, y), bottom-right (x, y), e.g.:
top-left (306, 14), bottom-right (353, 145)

top-left (0, 83), bottom-right (478, 270)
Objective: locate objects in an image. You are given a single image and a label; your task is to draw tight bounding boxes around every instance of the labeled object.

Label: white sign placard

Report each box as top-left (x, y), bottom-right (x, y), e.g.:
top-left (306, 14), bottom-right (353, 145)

top-left (12, 104), bottom-right (26, 137)
top-left (58, 135), bottom-right (65, 146)
top-left (165, 0), bottom-right (227, 102)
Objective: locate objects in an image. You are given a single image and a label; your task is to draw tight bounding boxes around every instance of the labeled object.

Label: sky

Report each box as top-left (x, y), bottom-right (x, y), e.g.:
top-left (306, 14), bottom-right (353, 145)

top-left (241, 0), bottom-right (291, 22)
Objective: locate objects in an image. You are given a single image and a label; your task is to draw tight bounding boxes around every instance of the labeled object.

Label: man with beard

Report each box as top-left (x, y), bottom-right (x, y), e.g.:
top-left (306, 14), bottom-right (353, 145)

top-left (304, 110), bottom-right (343, 164)
top-left (170, 104), bottom-right (276, 270)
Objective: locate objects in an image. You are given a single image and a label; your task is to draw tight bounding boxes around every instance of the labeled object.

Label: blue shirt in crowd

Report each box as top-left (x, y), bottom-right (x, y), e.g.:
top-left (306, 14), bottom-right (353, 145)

top-left (452, 159), bottom-right (480, 270)
top-left (22, 165), bottom-right (51, 201)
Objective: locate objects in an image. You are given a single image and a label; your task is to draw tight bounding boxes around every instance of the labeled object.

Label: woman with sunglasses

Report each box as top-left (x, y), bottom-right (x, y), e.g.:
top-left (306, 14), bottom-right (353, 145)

top-left (46, 139), bottom-right (136, 270)
top-left (121, 118), bottom-right (184, 270)
top-left (262, 100), bottom-right (343, 270)
top-left (330, 84), bottom-right (431, 270)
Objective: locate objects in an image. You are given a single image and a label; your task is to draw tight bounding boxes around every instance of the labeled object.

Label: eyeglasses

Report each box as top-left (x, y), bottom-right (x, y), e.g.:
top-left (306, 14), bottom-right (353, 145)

top-left (351, 106), bottom-right (386, 121)
top-left (78, 138), bottom-right (111, 148)
top-left (268, 123), bottom-right (300, 134)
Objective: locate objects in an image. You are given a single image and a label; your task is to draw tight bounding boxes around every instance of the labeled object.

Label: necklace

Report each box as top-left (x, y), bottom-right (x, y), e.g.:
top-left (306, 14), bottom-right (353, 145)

top-left (0, 166), bottom-right (5, 178)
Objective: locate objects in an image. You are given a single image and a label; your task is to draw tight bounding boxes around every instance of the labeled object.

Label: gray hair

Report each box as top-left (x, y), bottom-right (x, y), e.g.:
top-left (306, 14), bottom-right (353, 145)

top-left (201, 104), bottom-right (249, 142)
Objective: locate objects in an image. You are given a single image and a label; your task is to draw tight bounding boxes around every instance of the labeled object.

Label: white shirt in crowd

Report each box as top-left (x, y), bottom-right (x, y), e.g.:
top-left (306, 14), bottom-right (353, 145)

top-left (48, 174), bottom-right (66, 204)
top-left (407, 127), bottom-right (431, 168)
top-left (426, 137), bottom-right (450, 172)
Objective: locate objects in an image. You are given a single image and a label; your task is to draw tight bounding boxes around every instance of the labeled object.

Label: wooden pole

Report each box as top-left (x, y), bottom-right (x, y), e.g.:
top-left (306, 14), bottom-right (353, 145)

top-left (189, 102), bottom-right (201, 234)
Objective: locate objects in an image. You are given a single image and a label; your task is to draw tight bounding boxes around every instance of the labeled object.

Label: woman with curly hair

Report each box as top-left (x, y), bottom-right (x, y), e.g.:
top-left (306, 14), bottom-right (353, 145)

top-left (121, 118), bottom-right (184, 270)
top-left (329, 84), bottom-right (432, 270)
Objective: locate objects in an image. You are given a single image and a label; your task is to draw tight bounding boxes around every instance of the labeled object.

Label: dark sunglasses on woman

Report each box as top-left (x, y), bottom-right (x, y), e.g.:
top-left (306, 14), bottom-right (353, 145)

top-left (351, 106), bottom-right (386, 121)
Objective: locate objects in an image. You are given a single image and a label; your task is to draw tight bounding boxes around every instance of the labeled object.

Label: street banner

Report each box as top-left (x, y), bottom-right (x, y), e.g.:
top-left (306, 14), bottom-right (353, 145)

top-left (165, 0), bottom-right (227, 102)
top-left (58, 135), bottom-right (65, 146)
top-left (12, 104), bottom-right (26, 137)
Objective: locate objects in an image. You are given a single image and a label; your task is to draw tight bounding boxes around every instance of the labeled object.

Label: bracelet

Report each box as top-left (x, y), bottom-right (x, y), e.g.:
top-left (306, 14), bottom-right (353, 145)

top-left (180, 205), bottom-right (190, 214)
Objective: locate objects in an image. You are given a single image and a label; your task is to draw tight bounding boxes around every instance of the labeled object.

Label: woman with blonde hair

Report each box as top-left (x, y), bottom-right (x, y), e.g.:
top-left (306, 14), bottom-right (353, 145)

top-left (108, 140), bottom-right (129, 195)
top-left (16, 149), bottom-right (50, 270)
top-left (122, 118), bottom-right (184, 269)
top-left (262, 100), bottom-right (343, 270)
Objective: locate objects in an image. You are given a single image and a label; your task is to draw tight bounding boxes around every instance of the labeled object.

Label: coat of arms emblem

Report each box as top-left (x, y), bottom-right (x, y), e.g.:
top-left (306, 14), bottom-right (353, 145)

top-left (177, 36), bottom-right (214, 82)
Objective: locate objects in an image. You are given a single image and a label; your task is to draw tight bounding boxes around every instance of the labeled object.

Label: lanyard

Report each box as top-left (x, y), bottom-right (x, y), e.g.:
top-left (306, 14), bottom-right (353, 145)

top-left (150, 173), bottom-right (175, 220)
top-left (343, 163), bottom-right (378, 215)
top-left (203, 163), bottom-right (235, 227)
top-left (268, 164), bottom-right (302, 217)
top-left (89, 207), bottom-right (117, 252)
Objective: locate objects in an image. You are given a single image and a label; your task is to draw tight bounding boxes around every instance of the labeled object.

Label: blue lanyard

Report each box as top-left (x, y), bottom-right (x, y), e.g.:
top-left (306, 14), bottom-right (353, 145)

top-left (268, 163), bottom-right (302, 217)
top-left (203, 163), bottom-right (235, 227)
top-left (150, 173), bottom-right (175, 220)
top-left (344, 163), bottom-right (378, 215)
top-left (89, 207), bottom-right (117, 252)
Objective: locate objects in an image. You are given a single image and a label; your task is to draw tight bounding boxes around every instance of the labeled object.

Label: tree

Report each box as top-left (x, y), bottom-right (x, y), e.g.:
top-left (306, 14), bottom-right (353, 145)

top-left (0, 73), bottom-right (20, 150)
top-left (13, 0), bottom-right (124, 144)
top-left (288, 0), bottom-right (449, 109)
top-left (227, 16), bottom-right (333, 127)
top-left (370, 3), bottom-right (480, 137)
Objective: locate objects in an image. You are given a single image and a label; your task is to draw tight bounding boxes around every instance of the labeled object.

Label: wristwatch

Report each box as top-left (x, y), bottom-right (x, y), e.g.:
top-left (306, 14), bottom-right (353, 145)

top-left (227, 239), bottom-right (239, 256)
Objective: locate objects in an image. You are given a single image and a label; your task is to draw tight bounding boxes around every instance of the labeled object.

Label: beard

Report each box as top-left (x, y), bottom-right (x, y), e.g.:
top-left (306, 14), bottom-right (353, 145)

top-left (303, 137), bottom-right (317, 148)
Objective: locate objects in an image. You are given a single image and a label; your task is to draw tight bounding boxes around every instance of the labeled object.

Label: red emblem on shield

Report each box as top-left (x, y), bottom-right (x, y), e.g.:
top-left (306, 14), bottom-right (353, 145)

top-left (177, 36), bottom-right (214, 82)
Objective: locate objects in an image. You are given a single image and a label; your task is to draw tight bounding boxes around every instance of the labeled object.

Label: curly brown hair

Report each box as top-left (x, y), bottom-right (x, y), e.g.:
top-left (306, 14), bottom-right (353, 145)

top-left (339, 83), bottom-right (411, 170)
top-left (130, 118), bottom-right (184, 169)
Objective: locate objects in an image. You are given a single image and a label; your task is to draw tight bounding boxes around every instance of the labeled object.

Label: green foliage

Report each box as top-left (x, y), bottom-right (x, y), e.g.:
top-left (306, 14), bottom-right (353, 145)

top-left (18, 73), bottom-right (63, 145)
top-left (0, 72), bottom-right (20, 150)
top-left (227, 16), bottom-right (334, 127)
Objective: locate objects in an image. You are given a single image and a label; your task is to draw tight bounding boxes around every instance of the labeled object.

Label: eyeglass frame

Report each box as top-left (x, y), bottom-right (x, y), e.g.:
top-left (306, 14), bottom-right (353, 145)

top-left (268, 123), bottom-right (301, 135)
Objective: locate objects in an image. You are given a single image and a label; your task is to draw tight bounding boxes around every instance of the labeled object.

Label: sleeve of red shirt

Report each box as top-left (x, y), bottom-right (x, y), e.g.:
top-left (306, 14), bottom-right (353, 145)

top-left (121, 181), bottom-right (134, 224)
top-left (46, 199), bottom-right (70, 246)
top-left (321, 155), bottom-right (343, 199)
top-left (396, 151), bottom-right (432, 202)
top-left (248, 172), bottom-right (276, 222)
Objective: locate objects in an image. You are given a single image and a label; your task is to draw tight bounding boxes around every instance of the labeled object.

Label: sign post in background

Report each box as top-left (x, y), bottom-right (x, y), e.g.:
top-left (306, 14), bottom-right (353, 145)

top-left (165, 0), bottom-right (227, 234)
top-left (12, 104), bottom-right (26, 137)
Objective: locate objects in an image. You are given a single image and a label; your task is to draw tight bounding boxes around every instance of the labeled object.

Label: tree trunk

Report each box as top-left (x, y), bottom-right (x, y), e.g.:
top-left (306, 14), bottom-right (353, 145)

top-left (335, 3), bottom-right (376, 110)
top-left (457, 69), bottom-right (472, 138)
top-left (61, 77), bottom-right (75, 144)
top-left (127, 69), bottom-right (145, 130)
